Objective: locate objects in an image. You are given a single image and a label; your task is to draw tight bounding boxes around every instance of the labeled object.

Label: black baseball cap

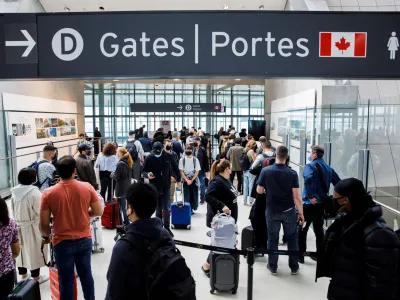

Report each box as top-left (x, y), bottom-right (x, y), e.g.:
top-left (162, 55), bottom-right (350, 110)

top-left (153, 142), bottom-right (163, 154)
top-left (43, 145), bottom-right (57, 152)
top-left (78, 144), bottom-right (89, 153)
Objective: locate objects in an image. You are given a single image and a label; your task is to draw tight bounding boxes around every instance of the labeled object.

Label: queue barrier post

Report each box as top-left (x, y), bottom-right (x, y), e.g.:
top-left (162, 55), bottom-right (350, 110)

top-left (246, 247), bottom-right (255, 300)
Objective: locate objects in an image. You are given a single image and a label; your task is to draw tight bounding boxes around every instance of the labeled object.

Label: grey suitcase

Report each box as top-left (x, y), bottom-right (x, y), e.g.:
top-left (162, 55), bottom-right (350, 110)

top-left (209, 252), bottom-right (239, 295)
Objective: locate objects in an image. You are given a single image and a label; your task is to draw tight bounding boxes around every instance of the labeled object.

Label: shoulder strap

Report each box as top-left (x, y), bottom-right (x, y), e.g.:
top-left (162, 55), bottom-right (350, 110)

top-left (314, 163), bottom-right (329, 194)
top-left (193, 157), bottom-right (196, 169)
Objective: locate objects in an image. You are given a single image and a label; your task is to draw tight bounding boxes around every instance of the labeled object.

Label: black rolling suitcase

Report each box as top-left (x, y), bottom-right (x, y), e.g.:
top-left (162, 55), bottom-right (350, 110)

top-left (209, 252), bottom-right (239, 295)
top-left (8, 279), bottom-right (41, 300)
top-left (241, 225), bottom-right (255, 254)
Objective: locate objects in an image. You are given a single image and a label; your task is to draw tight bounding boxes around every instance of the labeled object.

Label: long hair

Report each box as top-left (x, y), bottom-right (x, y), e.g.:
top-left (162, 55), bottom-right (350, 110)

top-left (245, 140), bottom-right (256, 152)
top-left (210, 159), bottom-right (231, 180)
top-left (0, 197), bottom-right (10, 227)
top-left (118, 148), bottom-right (133, 168)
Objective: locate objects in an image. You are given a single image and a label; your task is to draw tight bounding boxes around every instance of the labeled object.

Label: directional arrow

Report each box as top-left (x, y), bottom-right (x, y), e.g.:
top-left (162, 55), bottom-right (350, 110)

top-left (6, 30), bottom-right (36, 58)
top-left (177, 105), bottom-right (183, 110)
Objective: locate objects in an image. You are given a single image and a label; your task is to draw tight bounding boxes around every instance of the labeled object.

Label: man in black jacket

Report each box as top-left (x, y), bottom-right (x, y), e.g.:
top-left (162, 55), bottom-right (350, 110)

top-left (106, 183), bottom-right (172, 299)
top-left (316, 178), bottom-right (400, 300)
top-left (193, 137), bottom-right (209, 205)
top-left (75, 144), bottom-right (98, 190)
top-left (142, 142), bottom-right (181, 237)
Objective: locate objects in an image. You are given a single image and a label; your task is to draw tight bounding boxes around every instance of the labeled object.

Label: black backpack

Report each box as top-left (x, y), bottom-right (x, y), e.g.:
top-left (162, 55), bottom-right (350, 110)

top-left (28, 160), bottom-right (50, 189)
top-left (240, 151), bottom-right (251, 171)
top-left (126, 140), bottom-right (139, 161)
top-left (122, 233), bottom-right (196, 300)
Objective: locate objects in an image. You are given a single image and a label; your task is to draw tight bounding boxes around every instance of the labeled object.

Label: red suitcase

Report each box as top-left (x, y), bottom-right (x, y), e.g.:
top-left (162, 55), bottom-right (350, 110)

top-left (101, 201), bottom-right (120, 229)
top-left (49, 267), bottom-right (78, 300)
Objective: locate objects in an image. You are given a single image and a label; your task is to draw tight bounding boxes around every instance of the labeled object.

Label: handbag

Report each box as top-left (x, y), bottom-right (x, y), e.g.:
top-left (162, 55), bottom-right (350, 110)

top-left (314, 163), bottom-right (337, 219)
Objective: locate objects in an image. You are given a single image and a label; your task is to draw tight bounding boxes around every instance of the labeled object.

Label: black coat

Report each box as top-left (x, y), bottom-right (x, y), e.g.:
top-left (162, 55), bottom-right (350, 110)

top-left (205, 175), bottom-right (238, 228)
top-left (112, 158), bottom-right (132, 198)
top-left (105, 218), bottom-right (172, 300)
top-left (194, 147), bottom-right (209, 172)
top-left (142, 151), bottom-right (181, 190)
top-left (316, 205), bottom-right (400, 300)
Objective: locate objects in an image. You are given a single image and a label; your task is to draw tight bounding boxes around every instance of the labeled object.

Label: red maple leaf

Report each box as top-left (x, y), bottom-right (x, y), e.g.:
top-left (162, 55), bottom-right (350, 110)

top-left (335, 37), bottom-right (351, 54)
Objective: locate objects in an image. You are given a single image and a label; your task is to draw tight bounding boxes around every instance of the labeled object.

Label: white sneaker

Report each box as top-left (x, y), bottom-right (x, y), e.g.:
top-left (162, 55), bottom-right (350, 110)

top-left (37, 274), bottom-right (49, 284)
top-left (267, 265), bottom-right (277, 276)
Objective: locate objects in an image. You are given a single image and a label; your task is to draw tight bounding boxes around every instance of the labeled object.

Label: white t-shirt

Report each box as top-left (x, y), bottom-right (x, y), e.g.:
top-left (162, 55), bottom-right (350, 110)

top-left (179, 156), bottom-right (201, 175)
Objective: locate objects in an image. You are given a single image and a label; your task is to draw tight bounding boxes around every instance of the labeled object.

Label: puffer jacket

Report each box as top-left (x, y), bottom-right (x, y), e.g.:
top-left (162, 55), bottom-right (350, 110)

top-left (316, 205), bottom-right (400, 300)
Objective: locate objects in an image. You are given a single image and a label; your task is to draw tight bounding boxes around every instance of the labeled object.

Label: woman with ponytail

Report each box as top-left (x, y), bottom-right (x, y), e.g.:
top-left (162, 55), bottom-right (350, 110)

top-left (112, 148), bottom-right (133, 225)
top-left (202, 159), bottom-right (239, 276)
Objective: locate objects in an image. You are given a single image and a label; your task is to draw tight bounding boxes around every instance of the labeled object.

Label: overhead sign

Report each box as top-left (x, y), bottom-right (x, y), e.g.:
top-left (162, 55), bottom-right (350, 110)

top-left (130, 103), bottom-right (223, 113)
top-left (2, 12), bottom-right (400, 78)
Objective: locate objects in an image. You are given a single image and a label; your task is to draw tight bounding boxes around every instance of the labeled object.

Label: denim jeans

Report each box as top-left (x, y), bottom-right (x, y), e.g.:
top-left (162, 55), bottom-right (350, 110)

top-left (266, 207), bottom-right (299, 272)
top-left (54, 238), bottom-right (94, 300)
top-left (243, 170), bottom-right (256, 202)
top-left (155, 187), bottom-right (171, 229)
top-left (183, 183), bottom-right (199, 211)
top-left (119, 197), bottom-right (129, 225)
top-left (198, 170), bottom-right (206, 201)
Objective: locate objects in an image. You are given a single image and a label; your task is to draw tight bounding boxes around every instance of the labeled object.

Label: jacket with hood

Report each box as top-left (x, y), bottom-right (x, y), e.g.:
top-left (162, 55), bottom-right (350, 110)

top-left (11, 184), bottom-right (48, 270)
top-left (75, 154), bottom-right (98, 189)
top-left (111, 157), bottom-right (132, 198)
top-left (105, 218), bottom-right (173, 300)
top-left (316, 205), bottom-right (400, 300)
top-left (205, 175), bottom-right (238, 228)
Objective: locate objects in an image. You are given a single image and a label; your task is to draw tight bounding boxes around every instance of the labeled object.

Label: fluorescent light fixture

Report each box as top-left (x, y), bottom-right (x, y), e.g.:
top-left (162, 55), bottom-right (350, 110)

top-left (173, 79), bottom-right (180, 81)
top-left (113, 80), bottom-right (119, 82)
top-left (235, 78), bottom-right (241, 81)
top-left (223, 5), bottom-right (229, 9)
top-left (64, 7), bottom-right (70, 11)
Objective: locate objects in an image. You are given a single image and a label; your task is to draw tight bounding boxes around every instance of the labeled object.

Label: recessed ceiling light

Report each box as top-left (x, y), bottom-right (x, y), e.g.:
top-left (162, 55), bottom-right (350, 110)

top-left (235, 78), bottom-right (241, 81)
top-left (64, 7), bottom-right (70, 12)
top-left (173, 79), bottom-right (180, 81)
top-left (259, 5), bottom-right (264, 10)
top-left (99, 6), bottom-right (105, 10)
top-left (113, 80), bottom-right (119, 82)
top-left (223, 5), bottom-right (229, 9)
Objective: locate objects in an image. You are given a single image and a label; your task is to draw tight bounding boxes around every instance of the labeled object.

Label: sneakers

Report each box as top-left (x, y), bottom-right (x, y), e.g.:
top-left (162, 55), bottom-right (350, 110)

top-left (37, 274), bottom-right (49, 284)
top-left (249, 198), bottom-right (254, 205)
top-left (267, 265), bottom-right (277, 276)
top-left (291, 269), bottom-right (299, 276)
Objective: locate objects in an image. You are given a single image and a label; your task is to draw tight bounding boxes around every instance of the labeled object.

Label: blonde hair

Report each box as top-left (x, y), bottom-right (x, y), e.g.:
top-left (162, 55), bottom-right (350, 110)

top-left (118, 148), bottom-right (133, 168)
top-left (210, 159), bottom-right (231, 180)
top-left (245, 140), bottom-right (256, 152)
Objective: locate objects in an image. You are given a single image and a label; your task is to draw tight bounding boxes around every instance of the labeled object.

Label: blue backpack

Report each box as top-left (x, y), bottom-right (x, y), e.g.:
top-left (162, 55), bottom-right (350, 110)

top-left (28, 160), bottom-right (50, 188)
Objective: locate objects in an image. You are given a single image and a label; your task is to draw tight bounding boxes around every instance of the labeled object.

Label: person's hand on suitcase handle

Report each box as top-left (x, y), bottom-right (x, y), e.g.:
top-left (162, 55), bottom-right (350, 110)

top-left (148, 172), bottom-right (155, 179)
top-left (222, 206), bottom-right (231, 215)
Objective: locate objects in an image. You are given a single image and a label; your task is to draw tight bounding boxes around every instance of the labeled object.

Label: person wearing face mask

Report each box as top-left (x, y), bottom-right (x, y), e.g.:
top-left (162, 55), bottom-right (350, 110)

top-left (74, 133), bottom-right (93, 159)
top-left (316, 178), bottom-right (400, 300)
top-left (142, 142), bottom-right (181, 237)
top-left (201, 159), bottom-right (238, 276)
top-left (299, 145), bottom-right (340, 263)
top-left (179, 145), bottom-right (201, 214)
top-left (163, 140), bottom-right (179, 204)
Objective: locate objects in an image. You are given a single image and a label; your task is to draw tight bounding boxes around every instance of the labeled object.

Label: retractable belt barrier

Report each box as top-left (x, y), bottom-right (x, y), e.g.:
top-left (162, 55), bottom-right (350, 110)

top-left (174, 239), bottom-right (318, 300)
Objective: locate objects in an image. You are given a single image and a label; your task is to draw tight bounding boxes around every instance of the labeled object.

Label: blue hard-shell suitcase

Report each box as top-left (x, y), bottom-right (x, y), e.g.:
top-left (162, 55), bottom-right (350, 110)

top-left (171, 189), bottom-right (191, 229)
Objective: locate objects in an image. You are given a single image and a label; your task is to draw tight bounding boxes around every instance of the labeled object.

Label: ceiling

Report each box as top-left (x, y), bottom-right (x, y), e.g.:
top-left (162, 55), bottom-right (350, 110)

top-left (87, 78), bottom-right (265, 85)
top-left (39, 0), bottom-right (288, 12)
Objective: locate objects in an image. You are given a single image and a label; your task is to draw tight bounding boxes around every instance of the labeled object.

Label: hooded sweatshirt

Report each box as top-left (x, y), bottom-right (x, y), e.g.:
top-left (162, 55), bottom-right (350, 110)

top-left (105, 218), bottom-right (172, 300)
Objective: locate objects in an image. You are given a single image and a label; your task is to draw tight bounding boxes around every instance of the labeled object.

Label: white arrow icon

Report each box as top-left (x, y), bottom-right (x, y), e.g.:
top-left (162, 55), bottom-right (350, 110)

top-left (6, 30), bottom-right (36, 57)
top-left (177, 105), bottom-right (183, 110)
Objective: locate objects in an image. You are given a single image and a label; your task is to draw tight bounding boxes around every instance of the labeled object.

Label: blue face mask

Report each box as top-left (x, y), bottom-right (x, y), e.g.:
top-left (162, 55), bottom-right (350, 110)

top-left (307, 154), bottom-right (312, 162)
top-left (154, 153), bottom-right (162, 158)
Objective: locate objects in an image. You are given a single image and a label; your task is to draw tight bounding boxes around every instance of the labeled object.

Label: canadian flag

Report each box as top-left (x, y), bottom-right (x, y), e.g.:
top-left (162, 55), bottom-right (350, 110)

top-left (319, 32), bottom-right (367, 58)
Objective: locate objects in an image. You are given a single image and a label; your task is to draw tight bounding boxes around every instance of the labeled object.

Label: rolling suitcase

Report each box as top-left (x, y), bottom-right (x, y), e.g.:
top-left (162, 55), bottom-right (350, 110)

top-left (209, 252), bottom-right (239, 295)
top-left (171, 189), bottom-right (191, 229)
top-left (241, 225), bottom-right (255, 252)
top-left (8, 279), bottom-right (40, 300)
top-left (101, 201), bottom-right (119, 229)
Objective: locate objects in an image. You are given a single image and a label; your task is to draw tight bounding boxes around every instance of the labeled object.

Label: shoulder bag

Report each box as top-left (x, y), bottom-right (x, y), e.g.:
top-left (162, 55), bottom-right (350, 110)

top-left (314, 163), bottom-right (337, 219)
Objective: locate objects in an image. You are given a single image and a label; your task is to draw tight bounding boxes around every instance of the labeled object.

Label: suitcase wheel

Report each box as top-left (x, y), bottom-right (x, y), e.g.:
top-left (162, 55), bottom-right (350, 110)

top-left (210, 290), bottom-right (215, 294)
top-left (187, 225), bottom-right (191, 230)
top-left (171, 225), bottom-right (175, 229)
top-left (100, 248), bottom-right (105, 253)
top-left (232, 290), bottom-right (237, 295)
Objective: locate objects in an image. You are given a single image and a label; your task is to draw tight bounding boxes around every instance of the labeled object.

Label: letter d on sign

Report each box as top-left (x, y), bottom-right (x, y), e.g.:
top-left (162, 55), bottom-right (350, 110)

top-left (52, 28), bottom-right (84, 61)
top-left (212, 32), bottom-right (229, 56)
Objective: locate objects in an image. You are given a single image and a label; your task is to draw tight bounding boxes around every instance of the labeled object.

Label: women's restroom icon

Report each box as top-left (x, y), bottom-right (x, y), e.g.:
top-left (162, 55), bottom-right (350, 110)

top-left (388, 32), bottom-right (399, 60)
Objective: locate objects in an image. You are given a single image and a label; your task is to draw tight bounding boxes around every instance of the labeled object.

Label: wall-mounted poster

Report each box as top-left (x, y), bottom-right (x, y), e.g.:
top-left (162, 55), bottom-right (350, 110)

top-left (12, 123), bottom-right (32, 136)
top-left (49, 128), bottom-right (57, 138)
top-left (36, 129), bottom-right (49, 139)
top-left (66, 118), bottom-right (76, 126)
top-left (58, 118), bottom-right (66, 127)
top-left (277, 117), bottom-right (287, 138)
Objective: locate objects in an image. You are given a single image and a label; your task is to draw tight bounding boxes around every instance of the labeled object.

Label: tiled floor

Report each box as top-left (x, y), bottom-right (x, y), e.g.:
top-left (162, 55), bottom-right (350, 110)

top-left (11, 194), bottom-right (329, 299)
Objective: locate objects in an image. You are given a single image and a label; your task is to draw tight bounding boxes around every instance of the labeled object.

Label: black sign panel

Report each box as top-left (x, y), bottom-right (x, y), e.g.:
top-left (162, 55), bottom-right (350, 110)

top-left (2, 11), bottom-right (400, 79)
top-left (130, 103), bottom-right (223, 112)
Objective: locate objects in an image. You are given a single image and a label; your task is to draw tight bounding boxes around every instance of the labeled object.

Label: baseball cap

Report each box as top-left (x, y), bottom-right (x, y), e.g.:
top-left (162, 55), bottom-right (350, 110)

top-left (153, 142), bottom-right (163, 154)
top-left (78, 144), bottom-right (89, 153)
top-left (43, 145), bottom-right (57, 152)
